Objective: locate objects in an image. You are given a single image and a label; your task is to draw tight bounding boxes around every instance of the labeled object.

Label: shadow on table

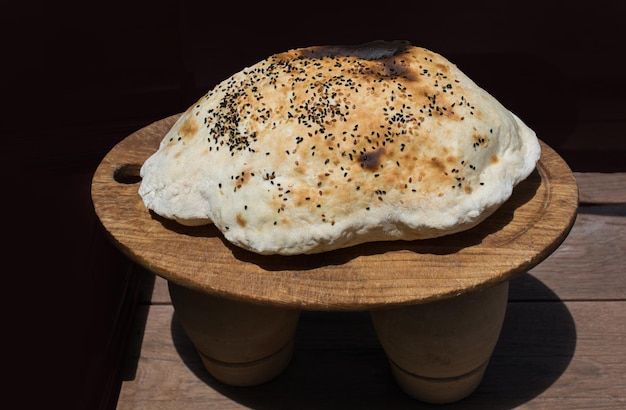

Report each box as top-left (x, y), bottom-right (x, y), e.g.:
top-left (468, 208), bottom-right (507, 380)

top-left (170, 273), bottom-right (576, 409)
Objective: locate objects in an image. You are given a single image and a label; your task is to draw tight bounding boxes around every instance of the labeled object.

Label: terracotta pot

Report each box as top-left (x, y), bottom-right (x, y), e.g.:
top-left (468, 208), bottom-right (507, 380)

top-left (370, 281), bottom-right (509, 403)
top-left (168, 281), bottom-right (301, 386)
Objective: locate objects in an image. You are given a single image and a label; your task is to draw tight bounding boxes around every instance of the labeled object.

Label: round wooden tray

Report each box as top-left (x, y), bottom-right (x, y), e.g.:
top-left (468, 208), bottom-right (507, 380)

top-left (92, 114), bottom-right (578, 310)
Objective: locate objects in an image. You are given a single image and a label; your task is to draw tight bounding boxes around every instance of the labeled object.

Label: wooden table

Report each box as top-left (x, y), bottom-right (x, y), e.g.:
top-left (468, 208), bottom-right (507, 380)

top-left (112, 171), bottom-right (625, 409)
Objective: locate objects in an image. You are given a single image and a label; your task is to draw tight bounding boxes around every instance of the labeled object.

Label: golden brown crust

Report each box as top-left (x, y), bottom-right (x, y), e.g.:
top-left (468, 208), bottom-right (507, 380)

top-left (139, 41), bottom-right (540, 254)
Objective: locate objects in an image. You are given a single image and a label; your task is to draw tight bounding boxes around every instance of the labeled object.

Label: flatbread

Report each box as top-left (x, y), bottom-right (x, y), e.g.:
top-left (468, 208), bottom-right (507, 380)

top-left (139, 41), bottom-right (540, 255)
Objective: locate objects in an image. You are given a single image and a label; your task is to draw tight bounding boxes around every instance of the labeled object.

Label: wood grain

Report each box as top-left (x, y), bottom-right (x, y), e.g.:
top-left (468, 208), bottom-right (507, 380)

top-left (521, 209), bottom-right (626, 301)
top-left (92, 114), bottom-right (578, 310)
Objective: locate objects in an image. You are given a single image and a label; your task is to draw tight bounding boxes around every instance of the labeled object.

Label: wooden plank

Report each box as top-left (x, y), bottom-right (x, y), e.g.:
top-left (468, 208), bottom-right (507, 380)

top-left (117, 301), bottom-right (626, 409)
top-left (150, 275), bottom-right (170, 305)
top-left (574, 172), bottom-right (626, 204)
top-left (478, 301), bottom-right (626, 409)
top-left (511, 172), bottom-right (626, 301)
top-left (512, 206), bottom-right (626, 301)
top-left (151, 276), bottom-right (172, 304)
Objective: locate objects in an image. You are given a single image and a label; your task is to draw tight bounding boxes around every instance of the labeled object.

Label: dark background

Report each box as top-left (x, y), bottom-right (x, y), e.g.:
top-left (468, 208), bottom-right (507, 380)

top-left (4, 1), bottom-right (625, 409)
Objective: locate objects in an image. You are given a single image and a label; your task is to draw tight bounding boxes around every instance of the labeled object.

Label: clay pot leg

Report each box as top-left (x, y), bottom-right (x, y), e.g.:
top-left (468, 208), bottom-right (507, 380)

top-left (168, 281), bottom-right (301, 386)
top-left (370, 281), bottom-right (509, 404)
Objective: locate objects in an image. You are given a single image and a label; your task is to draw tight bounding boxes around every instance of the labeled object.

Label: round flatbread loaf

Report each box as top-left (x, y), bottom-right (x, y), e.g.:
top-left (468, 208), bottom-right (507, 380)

top-left (139, 41), bottom-right (540, 255)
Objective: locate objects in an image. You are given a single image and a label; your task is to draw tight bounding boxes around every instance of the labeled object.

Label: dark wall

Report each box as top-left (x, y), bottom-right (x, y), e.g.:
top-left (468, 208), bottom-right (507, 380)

top-left (4, 1), bottom-right (625, 409)
top-left (6, 1), bottom-right (626, 171)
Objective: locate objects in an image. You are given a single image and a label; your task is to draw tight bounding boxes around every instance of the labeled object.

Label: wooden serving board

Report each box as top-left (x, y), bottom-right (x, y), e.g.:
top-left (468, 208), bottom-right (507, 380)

top-left (91, 114), bottom-right (578, 310)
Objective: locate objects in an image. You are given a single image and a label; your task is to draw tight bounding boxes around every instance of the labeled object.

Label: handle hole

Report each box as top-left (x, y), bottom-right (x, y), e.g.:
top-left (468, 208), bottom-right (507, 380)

top-left (114, 164), bottom-right (142, 184)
